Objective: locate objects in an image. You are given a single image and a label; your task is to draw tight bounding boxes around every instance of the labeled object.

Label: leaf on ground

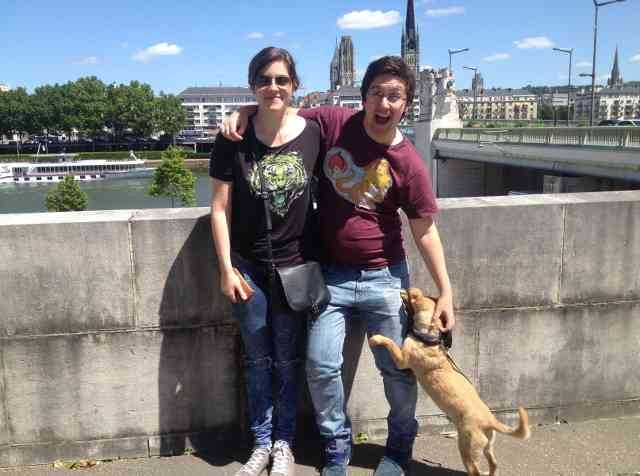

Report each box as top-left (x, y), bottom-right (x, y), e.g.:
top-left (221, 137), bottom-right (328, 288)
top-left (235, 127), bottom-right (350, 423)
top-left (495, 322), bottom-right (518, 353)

top-left (53, 459), bottom-right (99, 470)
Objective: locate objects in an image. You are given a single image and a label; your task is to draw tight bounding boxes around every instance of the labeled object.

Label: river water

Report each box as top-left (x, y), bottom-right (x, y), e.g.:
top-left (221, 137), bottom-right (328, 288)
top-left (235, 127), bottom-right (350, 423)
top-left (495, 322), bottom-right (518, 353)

top-left (0, 170), bottom-right (212, 214)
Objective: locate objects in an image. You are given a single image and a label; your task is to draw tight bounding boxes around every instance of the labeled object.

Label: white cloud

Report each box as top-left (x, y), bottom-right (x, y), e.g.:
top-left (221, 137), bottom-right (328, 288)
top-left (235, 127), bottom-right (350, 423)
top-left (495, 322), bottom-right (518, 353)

top-left (426, 6), bottom-right (465, 17)
top-left (514, 36), bottom-right (554, 49)
top-left (337, 10), bottom-right (400, 29)
top-left (274, 32), bottom-right (285, 38)
top-left (630, 54), bottom-right (640, 63)
top-left (247, 32), bottom-right (264, 39)
top-left (484, 53), bottom-right (511, 62)
top-left (132, 42), bottom-right (183, 62)
top-left (576, 61), bottom-right (592, 68)
top-left (74, 56), bottom-right (98, 65)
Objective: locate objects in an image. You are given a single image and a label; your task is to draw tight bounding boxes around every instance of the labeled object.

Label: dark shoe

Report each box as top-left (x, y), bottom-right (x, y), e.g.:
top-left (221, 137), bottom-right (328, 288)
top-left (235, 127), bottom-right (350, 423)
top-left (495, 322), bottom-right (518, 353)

top-left (373, 456), bottom-right (405, 476)
top-left (321, 463), bottom-right (347, 476)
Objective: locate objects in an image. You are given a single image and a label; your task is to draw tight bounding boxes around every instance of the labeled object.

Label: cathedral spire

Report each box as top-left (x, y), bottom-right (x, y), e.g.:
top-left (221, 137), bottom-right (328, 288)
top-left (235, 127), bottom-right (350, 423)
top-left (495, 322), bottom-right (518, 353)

top-left (405, 0), bottom-right (416, 41)
top-left (608, 46), bottom-right (623, 88)
top-left (401, 0), bottom-right (420, 80)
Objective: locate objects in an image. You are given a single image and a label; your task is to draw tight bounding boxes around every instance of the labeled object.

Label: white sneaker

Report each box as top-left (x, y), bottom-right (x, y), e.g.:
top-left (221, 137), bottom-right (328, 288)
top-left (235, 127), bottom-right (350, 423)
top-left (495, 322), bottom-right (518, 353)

top-left (236, 447), bottom-right (272, 476)
top-left (271, 440), bottom-right (295, 476)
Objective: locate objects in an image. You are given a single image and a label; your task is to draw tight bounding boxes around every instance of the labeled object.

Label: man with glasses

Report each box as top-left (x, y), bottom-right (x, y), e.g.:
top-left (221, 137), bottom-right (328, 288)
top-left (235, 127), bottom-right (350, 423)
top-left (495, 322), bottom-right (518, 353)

top-left (223, 56), bottom-right (454, 476)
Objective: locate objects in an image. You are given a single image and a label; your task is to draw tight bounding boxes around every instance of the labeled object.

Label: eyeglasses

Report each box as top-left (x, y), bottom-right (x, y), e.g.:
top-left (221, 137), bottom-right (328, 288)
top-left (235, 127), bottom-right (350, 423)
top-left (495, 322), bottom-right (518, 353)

top-left (255, 75), bottom-right (292, 88)
top-left (366, 89), bottom-right (406, 105)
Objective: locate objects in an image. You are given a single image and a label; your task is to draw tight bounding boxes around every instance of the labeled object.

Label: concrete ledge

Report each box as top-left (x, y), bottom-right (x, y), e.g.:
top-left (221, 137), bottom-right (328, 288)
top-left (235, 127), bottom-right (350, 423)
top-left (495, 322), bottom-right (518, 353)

top-left (0, 215), bottom-right (134, 337)
top-left (1, 191), bottom-right (639, 467)
top-left (131, 208), bottom-right (233, 329)
top-left (0, 436), bottom-right (148, 468)
top-left (475, 301), bottom-right (640, 409)
top-left (562, 198), bottom-right (640, 303)
top-left (2, 326), bottom-right (241, 445)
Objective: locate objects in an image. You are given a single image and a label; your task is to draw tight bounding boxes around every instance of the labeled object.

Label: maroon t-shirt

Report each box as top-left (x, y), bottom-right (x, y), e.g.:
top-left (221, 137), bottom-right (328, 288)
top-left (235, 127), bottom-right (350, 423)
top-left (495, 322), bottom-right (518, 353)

top-left (299, 106), bottom-right (438, 269)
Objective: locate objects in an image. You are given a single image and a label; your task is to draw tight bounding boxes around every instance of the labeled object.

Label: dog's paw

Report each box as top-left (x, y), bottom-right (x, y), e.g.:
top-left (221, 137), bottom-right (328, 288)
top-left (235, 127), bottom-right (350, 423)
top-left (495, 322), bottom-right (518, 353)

top-left (369, 335), bottom-right (386, 347)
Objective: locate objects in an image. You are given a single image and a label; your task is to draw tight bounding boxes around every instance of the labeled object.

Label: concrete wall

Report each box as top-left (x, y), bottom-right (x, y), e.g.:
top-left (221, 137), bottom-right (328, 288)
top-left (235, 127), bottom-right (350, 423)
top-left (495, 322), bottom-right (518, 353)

top-left (1, 192), bottom-right (639, 466)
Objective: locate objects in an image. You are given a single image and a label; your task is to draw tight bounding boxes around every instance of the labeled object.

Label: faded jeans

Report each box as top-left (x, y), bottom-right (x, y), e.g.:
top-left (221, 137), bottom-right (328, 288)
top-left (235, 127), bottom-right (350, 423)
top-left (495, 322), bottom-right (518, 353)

top-left (306, 259), bottom-right (418, 465)
top-left (232, 254), bottom-right (304, 448)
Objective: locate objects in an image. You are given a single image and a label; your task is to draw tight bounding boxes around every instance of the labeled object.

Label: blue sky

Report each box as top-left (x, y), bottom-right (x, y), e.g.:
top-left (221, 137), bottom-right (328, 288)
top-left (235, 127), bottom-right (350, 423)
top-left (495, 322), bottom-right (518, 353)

top-left (1, 0), bottom-right (638, 95)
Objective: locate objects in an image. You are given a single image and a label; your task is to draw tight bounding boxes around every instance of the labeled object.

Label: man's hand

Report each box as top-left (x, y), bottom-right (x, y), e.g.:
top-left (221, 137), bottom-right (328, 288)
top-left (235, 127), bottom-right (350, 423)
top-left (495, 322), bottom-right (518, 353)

top-left (220, 105), bottom-right (256, 141)
top-left (433, 291), bottom-right (455, 332)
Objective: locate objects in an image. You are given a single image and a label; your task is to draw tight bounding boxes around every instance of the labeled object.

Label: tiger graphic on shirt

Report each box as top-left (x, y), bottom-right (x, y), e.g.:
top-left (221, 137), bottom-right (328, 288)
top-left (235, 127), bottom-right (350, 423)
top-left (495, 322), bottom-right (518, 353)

top-left (323, 147), bottom-right (392, 210)
top-left (248, 151), bottom-right (307, 217)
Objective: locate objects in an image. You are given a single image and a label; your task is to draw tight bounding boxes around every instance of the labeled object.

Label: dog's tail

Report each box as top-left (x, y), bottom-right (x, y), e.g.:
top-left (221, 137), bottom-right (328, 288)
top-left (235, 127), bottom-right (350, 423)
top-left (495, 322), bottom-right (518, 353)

top-left (491, 407), bottom-right (531, 440)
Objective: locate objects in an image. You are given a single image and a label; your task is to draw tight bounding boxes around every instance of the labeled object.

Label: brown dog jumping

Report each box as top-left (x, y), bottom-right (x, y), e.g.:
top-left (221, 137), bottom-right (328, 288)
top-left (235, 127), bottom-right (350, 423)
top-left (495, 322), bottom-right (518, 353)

top-left (369, 287), bottom-right (530, 476)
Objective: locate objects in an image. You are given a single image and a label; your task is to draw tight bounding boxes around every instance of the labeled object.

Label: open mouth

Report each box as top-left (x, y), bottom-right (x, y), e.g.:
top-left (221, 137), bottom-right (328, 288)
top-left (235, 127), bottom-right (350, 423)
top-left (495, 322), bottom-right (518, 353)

top-left (374, 114), bottom-right (391, 125)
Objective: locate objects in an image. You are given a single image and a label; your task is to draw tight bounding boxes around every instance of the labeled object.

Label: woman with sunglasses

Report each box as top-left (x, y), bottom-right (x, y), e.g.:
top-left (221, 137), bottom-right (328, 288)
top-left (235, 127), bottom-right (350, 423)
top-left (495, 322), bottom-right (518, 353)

top-left (210, 47), bottom-right (321, 476)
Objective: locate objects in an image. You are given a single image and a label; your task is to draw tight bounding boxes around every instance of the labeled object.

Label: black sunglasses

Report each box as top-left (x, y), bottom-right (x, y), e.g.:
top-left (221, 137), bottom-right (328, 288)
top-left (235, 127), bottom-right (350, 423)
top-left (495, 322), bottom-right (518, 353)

top-left (255, 75), bottom-right (292, 88)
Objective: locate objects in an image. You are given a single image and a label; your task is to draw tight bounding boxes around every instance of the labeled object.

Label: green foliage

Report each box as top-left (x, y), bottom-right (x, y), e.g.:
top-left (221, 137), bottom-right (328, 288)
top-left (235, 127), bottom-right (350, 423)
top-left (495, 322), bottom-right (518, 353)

top-left (148, 146), bottom-right (196, 207)
top-left (2, 77), bottom-right (185, 143)
top-left (153, 93), bottom-right (187, 144)
top-left (44, 176), bottom-right (89, 212)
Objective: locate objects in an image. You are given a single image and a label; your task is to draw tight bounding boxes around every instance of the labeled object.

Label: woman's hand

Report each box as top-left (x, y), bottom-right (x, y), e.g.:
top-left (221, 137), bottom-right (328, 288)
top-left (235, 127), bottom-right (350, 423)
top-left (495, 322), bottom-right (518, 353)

top-left (220, 269), bottom-right (248, 304)
top-left (433, 291), bottom-right (455, 332)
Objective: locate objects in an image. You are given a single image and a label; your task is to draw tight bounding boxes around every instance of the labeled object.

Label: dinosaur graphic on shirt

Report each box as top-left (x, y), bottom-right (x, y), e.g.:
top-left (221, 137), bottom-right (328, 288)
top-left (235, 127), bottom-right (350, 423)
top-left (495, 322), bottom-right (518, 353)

top-left (324, 147), bottom-right (392, 210)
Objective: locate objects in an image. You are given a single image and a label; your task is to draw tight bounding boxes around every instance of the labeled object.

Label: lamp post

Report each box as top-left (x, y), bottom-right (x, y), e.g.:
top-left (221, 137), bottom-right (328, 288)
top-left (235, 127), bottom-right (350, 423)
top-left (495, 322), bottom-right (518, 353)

top-left (463, 66), bottom-right (478, 121)
top-left (553, 47), bottom-right (573, 127)
top-left (589, 0), bottom-right (626, 126)
top-left (448, 48), bottom-right (470, 74)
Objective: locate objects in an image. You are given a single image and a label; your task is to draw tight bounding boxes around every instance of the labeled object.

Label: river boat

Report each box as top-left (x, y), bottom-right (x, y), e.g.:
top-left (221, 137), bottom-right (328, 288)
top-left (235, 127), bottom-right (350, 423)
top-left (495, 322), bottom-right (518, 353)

top-left (0, 153), bottom-right (154, 184)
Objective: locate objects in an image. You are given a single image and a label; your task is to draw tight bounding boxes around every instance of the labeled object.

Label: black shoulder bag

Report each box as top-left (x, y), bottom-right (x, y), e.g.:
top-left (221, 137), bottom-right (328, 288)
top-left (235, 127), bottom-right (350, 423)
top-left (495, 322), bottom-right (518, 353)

top-left (255, 151), bottom-right (330, 317)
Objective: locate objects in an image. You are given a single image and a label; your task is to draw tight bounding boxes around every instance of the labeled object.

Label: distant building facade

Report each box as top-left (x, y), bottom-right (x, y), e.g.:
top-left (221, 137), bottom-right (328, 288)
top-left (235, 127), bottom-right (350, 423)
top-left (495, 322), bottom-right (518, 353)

top-left (0, 84), bottom-right (9, 92)
top-left (178, 87), bottom-right (256, 133)
top-left (300, 86), bottom-right (362, 111)
top-left (573, 48), bottom-right (640, 121)
top-left (330, 36), bottom-right (355, 90)
top-left (458, 88), bottom-right (538, 121)
top-left (401, 0), bottom-right (420, 81)
top-left (574, 87), bottom-right (640, 121)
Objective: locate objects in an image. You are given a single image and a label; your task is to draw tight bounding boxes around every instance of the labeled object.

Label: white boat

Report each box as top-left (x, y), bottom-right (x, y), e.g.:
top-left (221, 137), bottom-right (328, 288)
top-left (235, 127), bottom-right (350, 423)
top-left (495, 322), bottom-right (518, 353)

top-left (0, 153), bottom-right (154, 184)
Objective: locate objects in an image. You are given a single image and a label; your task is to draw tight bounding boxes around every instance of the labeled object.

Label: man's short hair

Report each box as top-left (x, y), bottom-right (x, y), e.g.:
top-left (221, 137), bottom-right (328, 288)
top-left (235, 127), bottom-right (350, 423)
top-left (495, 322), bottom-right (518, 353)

top-left (248, 47), bottom-right (300, 92)
top-left (361, 56), bottom-right (416, 105)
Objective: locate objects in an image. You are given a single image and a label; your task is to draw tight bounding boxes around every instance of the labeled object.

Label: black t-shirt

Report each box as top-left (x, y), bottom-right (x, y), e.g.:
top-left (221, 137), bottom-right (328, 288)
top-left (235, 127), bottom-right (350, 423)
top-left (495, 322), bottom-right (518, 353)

top-left (210, 119), bottom-right (321, 267)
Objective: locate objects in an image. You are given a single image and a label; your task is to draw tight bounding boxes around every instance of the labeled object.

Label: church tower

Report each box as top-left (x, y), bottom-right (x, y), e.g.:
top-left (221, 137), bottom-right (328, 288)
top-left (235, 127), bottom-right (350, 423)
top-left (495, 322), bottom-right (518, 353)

top-left (401, 0), bottom-right (420, 80)
top-left (607, 46), bottom-right (623, 89)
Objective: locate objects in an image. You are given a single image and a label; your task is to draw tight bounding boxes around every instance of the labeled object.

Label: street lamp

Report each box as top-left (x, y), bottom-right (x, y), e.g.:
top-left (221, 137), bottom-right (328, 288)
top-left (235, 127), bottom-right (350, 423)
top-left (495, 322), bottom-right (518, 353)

top-left (553, 47), bottom-right (573, 127)
top-left (448, 48), bottom-right (470, 74)
top-left (463, 66), bottom-right (479, 121)
top-left (579, 72), bottom-right (595, 123)
top-left (589, 0), bottom-right (626, 126)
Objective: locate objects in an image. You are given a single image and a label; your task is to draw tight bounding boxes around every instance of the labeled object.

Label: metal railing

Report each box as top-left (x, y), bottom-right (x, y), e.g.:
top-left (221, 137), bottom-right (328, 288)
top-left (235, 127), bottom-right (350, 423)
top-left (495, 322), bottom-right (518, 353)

top-left (434, 127), bottom-right (640, 149)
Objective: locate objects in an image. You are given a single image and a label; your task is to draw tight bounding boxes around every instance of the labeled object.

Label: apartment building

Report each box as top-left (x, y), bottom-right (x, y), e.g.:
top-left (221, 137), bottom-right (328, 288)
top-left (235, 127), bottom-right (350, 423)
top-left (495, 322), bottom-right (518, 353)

top-left (458, 88), bottom-right (538, 121)
top-left (178, 87), bottom-right (256, 134)
top-left (574, 87), bottom-right (640, 121)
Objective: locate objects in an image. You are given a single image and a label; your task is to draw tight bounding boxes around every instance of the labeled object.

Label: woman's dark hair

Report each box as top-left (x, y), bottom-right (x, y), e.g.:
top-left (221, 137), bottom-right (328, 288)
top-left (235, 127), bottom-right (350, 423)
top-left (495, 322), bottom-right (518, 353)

top-left (248, 47), bottom-right (300, 92)
top-left (360, 56), bottom-right (416, 105)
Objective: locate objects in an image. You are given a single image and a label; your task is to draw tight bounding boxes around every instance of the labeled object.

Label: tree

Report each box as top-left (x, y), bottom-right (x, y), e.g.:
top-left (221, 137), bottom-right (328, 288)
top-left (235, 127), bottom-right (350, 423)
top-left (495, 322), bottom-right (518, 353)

top-left (71, 77), bottom-right (108, 139)
top-left (45, 176), bottom-right (89, 212)
top-left (153, 93), bottom-right (186, 145)
top-left (148, 146), bottom-right (196, 207)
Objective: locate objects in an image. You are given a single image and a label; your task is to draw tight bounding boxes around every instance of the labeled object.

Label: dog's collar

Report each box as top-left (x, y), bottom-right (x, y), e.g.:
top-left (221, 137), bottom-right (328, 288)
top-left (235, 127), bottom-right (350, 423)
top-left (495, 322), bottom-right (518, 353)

top-left (409, 329), bottom-right (443, 346)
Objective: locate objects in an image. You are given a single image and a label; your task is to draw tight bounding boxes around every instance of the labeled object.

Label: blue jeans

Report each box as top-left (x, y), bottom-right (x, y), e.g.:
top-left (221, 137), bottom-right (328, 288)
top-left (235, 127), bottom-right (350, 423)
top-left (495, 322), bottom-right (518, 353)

top-left (306, 260), bottom-right (418, 465)
top-left (232, 255), bottom-right (305, 448)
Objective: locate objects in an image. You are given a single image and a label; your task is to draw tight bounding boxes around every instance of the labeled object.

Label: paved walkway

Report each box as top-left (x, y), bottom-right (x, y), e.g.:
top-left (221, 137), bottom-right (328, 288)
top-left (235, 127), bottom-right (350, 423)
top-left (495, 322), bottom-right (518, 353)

top-left (1, 417), bottom-right (639, 476)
